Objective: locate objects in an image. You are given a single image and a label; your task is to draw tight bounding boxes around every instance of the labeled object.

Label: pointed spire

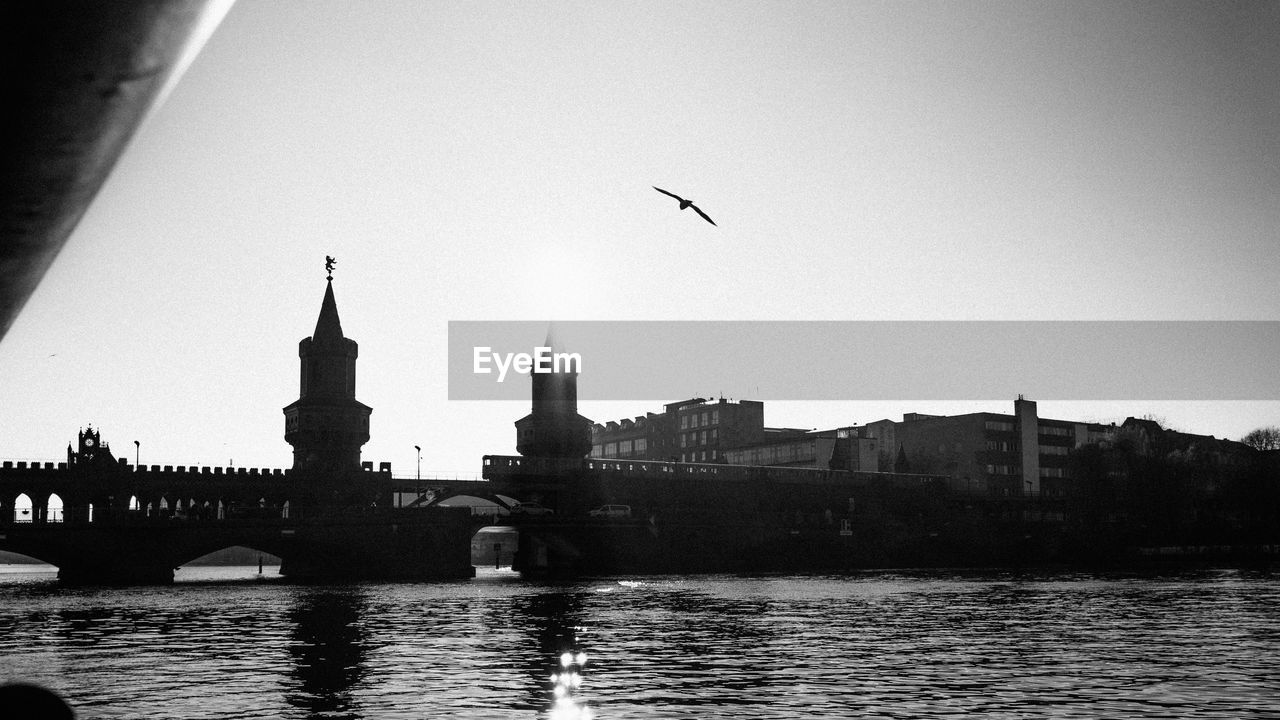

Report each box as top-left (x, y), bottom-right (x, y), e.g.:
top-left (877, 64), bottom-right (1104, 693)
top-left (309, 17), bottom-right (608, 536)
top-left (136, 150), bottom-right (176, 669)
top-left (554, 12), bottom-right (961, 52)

top-left (312, 280), bottom-right (345, 343)
top-left (543, 322), bottom-right (560, 355)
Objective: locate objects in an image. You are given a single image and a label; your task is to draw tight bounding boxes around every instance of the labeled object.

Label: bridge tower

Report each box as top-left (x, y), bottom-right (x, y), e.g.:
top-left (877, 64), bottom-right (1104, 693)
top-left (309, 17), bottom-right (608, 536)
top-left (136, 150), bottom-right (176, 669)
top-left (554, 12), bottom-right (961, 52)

top-left (282, 277), bottom-right (371, 471)
top-left (514, 328), bottom-right (592, 458)
top-left (66, 426), bottom-right (117, 468)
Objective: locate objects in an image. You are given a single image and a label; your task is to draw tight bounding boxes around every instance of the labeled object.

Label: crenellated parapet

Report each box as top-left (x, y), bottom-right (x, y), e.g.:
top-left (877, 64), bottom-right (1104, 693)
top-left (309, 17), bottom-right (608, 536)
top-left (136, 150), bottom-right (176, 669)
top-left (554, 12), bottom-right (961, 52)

top-left (0, 458), bottom-right (402, 529)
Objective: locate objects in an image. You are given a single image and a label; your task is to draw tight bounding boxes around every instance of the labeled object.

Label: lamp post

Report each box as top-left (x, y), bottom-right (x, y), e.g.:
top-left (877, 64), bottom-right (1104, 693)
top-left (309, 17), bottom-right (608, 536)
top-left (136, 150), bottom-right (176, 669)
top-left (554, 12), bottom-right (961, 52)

top-left (414, 445), bottom-right (421, 504)
top-left (134, 440), bottom-right (140, 471)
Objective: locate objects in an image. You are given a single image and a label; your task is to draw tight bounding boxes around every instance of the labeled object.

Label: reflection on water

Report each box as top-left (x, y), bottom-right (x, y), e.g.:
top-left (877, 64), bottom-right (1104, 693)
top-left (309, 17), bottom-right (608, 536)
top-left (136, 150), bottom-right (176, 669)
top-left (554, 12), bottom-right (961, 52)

top-left (550, 651), bottom-right (591, 720)
top-left (0, 567), bottom-right (1278, 718)
top-left (286, 589), bottom-right (368, 719)
top-left (510, 590), bottom-right (594, 718)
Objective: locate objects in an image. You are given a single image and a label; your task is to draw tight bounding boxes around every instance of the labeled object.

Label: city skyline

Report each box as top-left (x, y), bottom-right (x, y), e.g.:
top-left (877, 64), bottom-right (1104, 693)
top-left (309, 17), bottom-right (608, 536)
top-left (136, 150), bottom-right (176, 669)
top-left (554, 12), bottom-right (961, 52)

top-left (2, 1), bottom-right (1279, 473)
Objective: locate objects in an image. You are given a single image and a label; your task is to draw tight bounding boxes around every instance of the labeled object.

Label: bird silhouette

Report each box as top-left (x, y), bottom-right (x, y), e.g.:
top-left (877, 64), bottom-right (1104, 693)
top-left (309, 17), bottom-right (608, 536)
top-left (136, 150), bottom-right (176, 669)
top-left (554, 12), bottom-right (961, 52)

top-left (653, 186), bottom-right (716, 226)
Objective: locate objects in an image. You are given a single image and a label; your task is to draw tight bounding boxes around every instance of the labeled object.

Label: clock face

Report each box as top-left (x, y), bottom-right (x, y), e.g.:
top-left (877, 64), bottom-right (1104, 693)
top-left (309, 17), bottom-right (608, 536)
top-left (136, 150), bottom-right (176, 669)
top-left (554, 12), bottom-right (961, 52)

top-left (84, 438), bottom-right (96, 447)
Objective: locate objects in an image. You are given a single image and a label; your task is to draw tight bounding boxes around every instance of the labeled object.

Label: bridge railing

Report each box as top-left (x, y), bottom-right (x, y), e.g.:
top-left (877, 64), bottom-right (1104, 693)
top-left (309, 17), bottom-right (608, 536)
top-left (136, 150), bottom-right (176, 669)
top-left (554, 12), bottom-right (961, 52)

top-left (481, 454), bottom-right (947, 487)
top-left (390, 470), bottom-right (485, 483)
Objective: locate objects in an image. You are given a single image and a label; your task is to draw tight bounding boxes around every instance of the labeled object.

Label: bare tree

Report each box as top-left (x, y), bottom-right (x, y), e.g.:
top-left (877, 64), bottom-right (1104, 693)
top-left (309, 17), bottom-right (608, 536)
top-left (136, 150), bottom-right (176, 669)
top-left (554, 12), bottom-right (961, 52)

top-left (1241, 426), bottom-right (1280, 451)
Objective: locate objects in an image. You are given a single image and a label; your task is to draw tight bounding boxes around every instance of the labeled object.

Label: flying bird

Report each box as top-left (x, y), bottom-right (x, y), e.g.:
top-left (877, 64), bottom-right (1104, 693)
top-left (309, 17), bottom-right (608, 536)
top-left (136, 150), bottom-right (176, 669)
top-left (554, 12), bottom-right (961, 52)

top-left (653, 186), bottom-right (716, 226)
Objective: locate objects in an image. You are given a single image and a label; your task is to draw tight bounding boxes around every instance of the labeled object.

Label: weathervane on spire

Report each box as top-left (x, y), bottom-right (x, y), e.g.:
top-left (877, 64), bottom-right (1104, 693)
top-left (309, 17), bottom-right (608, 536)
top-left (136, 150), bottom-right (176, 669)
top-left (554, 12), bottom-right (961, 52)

top-left (325, 256), bottom-right (336, 280)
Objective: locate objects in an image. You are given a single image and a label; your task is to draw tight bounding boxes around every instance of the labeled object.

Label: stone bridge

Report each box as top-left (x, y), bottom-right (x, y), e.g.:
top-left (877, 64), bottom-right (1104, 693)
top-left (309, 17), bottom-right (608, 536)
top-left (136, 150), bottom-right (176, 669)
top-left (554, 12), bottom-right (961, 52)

top-left (0, 460), bottom-right (480, 583)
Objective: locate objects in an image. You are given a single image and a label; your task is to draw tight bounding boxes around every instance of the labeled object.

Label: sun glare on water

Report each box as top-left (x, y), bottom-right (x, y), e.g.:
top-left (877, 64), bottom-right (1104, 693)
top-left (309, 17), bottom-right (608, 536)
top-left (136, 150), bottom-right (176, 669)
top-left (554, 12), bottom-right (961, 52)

top-left (548, 650), bottom-right (592, 720)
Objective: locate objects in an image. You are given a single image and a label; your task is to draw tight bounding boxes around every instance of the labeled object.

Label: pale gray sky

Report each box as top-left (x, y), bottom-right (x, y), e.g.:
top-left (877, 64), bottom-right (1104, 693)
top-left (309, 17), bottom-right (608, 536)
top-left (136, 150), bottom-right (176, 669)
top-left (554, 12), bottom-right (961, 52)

top-left (2, 1), bottom-right (1278, 473)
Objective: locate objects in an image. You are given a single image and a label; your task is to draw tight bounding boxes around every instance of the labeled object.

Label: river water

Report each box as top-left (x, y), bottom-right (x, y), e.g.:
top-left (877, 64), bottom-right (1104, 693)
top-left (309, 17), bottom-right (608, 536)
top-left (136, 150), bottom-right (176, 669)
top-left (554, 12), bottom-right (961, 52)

top-left (1, 564), bottom-right (1277, 719)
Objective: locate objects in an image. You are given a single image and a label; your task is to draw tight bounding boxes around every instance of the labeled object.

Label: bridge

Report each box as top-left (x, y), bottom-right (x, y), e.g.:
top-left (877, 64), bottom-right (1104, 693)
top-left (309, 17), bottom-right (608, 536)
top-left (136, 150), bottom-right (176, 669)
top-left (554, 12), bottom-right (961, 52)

top-left (1, 447), bottom-right (1087, 583)
top-left (414, 455), bottom-right (1056, 577)
top-left (0, 459), bottom-right (482, 584)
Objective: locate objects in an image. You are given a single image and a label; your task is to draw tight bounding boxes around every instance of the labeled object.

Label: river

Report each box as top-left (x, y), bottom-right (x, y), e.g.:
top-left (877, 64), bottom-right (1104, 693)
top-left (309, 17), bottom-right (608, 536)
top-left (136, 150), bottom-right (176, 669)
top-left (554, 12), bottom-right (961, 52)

top-left (1, 565), bottom-right (1277, 718)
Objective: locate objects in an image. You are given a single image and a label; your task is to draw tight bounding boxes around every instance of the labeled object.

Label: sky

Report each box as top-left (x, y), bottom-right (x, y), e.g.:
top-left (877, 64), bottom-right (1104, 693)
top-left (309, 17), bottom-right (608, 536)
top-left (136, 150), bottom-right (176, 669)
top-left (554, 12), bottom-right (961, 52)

top-left (2, 0), bottom-right (1278, 476)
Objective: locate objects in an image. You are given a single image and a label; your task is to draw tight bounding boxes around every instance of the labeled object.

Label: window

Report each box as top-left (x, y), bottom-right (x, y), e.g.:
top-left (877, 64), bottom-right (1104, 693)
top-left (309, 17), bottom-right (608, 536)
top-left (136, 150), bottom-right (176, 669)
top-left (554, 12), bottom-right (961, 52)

top-left (1041, 445), bottom-right (1069, 456)
top-left (681, 415), bottom-right (688, 430)
top-left (712, 410), bottom-right (719, 425)
top-left (1039, 425), bottom-right (1072, 437)
top-left (680, 434), bottom-right (687, 448)
top-left (619, 440), bottom-right (633, 456)
top-left (700, 430), bottom-right (708, 445)
top-left (604, 442), bottom-right (616, 458)
top-left (1039, 467), bottom-right (1066, 478)
top-left (591, 444), bottom-right (602, 456)
top-left (635, 438), bottom-right (647, 453)
top-left (985, 420), bottom-right (1015, 432)
top-left (711, 428), bottom-right (718, 444)
top-left (701, 412), bottom-right (709, 427)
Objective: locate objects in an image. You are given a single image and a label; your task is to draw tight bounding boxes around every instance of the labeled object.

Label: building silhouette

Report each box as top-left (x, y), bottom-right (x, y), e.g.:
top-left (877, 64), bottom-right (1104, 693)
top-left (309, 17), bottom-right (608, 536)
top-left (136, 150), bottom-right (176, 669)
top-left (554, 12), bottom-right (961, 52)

top-left (66, 426), bottom-right (118, 470)
top-left (863, 397), bottom-right (1118, 495)
top-left (514, 329), bottom-right (592, 458)
top-left (282, 279), bottom-right (372, 471)
top-left (590, 398), bottom-right (815, 463)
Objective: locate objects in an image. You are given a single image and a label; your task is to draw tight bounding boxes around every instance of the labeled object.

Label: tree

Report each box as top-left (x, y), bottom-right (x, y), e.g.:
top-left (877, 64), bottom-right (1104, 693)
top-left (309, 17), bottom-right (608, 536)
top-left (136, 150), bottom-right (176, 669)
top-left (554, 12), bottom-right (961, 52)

top-left (1242, 426), bottom-right (1280, 451)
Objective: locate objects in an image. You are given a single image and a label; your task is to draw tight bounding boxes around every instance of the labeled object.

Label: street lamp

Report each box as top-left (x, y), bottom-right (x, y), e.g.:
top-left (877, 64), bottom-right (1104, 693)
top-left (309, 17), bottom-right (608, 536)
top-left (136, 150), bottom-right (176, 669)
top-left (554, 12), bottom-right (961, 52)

top-left (414, 445), bottom-right (422, 505)
top-left (134, 440), bottom-right (140, 471)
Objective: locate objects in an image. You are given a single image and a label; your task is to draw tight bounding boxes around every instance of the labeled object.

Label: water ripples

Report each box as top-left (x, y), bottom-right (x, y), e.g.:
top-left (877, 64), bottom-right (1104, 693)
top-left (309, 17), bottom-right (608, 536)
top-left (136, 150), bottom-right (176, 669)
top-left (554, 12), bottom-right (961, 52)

top-left (0, 567), bottom-right (1278, 718)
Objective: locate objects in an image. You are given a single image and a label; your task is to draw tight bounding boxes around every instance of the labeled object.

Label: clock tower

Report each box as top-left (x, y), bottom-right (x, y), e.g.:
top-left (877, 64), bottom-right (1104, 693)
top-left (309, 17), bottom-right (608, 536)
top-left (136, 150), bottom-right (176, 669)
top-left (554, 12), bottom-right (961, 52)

top-left (68, 425), bottom-right (117, 468)
top-left (282, 276), bottom-right (372, 472)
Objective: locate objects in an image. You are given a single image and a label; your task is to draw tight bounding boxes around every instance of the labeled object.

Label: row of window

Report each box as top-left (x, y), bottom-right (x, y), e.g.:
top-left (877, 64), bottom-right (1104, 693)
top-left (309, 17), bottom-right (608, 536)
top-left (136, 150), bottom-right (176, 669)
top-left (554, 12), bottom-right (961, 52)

top-left (680, 429), bottom-right (719, 448)
top-left (727, 443), bottom-right (817, 466)
top-left (983, 440), bottom-right (1070, 455)
top-left (680, 409), bottom-right (720, 430)
top-left (985, 465), bottom-right (1070, 478)
top-left (681, 450), bottom-right (718, 462)
top-left (594, 437), bottom-right (650, 458)
top-left (1039, 426), bottom-right (1072, 437)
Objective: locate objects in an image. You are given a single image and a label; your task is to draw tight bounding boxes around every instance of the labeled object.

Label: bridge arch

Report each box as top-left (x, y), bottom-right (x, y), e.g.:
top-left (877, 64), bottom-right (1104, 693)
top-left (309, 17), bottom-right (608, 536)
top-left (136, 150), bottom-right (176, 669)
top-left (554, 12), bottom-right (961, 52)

top-left (12, 493), bottom-right (33, 523)
top-left (175, 544), bottom-right (284, 579)
top-left (431, 490), bottom-right (518, 513)
top-left (0, 548), bottom-right (55, 563)
top-left (46, 493), bottom-right (64, 523)
top-left (0, 548), bottom-right (59, 568)
top-left (472, 524), bottom-right (518, 569)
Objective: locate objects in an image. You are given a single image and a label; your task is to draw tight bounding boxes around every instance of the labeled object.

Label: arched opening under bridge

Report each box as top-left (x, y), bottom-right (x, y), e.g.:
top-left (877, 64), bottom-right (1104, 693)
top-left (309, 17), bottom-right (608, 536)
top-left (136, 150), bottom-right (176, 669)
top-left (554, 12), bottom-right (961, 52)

top-left (435, 493), bottom-right (520, 571)
top-left (175, 545), bottom-right (284, 582)
top-left (0, 549), bottom-right (57, 576)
